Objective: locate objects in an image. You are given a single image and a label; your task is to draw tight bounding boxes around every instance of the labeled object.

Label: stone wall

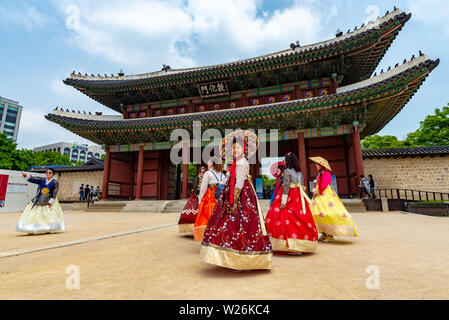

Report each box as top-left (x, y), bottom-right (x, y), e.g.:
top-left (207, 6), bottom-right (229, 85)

top-left (57, 171), bottom-right (104, 201)
top-left (363, 156), bottom-right (449, 193)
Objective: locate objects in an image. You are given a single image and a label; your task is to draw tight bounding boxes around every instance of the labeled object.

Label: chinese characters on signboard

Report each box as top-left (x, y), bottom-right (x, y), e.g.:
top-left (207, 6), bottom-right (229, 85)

top-left (197, 81), bottom-right (229, 98)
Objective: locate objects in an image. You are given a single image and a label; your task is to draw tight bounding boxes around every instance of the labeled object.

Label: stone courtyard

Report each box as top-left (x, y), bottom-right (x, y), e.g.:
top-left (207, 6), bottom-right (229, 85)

top-left (0, 210), bottom-right (448, 300)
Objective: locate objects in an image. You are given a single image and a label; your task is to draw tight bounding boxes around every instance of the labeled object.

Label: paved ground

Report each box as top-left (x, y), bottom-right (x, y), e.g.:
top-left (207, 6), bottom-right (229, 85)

top-left (0, 210), bottom-right (448, 300)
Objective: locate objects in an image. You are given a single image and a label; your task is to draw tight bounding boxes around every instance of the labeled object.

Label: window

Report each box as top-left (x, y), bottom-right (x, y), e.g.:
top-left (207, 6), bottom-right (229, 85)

top-left (63, 147), bottom-right (70, 155)
top-left (94, 153), bottom-right (100, 159)
top-left (71, 149), bottom-right (78, 162)
top-left (87, 152), bottom-right (93, 160)
top-left (79, 150), bottom-right (86, 162)
top-left (57, 147), bottom-right (61, 153)
top-left (0, 103), bottom-right (4, 120)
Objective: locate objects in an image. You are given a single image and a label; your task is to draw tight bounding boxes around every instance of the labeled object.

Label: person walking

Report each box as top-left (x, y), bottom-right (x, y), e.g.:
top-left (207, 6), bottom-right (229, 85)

top-left (79, 184), bottom-right (84, 201)
top-left (84, 184), bottom-right (91, 202)
top-left (265, 152), bottom-right (318, 254)
top-left (309, 157), bottom-right (358, 242)
top-left (368, 175), bottom-right (376, 198)
top-left (200, 131), bottom-right (272, 271)
top-left (359, 175), bottom-right (371, 199)
top-left (16, 168), bottom-right (65, 234)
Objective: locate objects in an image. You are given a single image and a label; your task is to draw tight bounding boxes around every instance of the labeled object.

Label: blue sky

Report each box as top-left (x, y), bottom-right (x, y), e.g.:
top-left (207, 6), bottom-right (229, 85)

top-left (0, 0), bottom-right (448, 149)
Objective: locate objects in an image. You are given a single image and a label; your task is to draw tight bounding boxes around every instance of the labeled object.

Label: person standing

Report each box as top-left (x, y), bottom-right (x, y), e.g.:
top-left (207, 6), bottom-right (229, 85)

top-left (16, 168), bottom-right (65, 234)
top-left (178, 167), bottom-right (206, 234)
top-left (84, 184), bottom-right (90, 202)
top-left (200, 131), bottom-right (272, 271)
top-left (309, 157), bottom-right (357, 242)
top-left (270, 162), bottom-right (284, 205)
top-left (368, 175), bottom-right (376, 198)
top-left (359, 175), bottom-right (371, 199)
top-left (193, 158), bottom-right (225, 241)
top-left (79, 184), bottom-right (84, 201)
top-left (265, 153), bottom-right (318, 254)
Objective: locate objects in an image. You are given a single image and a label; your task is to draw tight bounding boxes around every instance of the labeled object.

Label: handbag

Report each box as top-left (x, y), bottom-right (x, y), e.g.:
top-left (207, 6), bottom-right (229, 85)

top-left (209, 170), bottom-right (224, 200)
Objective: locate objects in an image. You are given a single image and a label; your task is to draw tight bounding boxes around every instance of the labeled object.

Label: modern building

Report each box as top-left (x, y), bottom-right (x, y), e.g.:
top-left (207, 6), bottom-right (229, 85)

top-left (0, 96), bottom-right (22, 141)
top-left (33, 142), bottom-right (105, 163)
top-left (45, 8), bottom-right (439, 201)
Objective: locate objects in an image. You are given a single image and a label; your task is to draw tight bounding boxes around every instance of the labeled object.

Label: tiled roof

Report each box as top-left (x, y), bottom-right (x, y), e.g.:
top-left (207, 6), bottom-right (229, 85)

top-left (362, 146), bottom-right (449, 158)
top-left (30, 158), bottom-right (104, 173)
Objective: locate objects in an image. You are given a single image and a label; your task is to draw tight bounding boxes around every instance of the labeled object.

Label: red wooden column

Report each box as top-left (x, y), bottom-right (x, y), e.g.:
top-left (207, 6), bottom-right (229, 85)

top-left (297, 132), bottom-right (309, 193)
top-left (352, 125), bottom-right (365, 188)
top-left (102, 147), bottom-right (111, 200)
top-left (182, 163), bottom-right (189, 199)
top-left (136, 146), bottom-right (144, 200)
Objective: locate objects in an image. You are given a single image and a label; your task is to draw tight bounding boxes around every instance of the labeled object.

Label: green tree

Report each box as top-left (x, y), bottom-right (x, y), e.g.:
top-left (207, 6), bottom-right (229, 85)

top-left (0, 133), bottom-right (17, 169)
top-left (361, 135), bottom-right (405, 149)
top-left (404, 105), bottom-right (449, 146)
top-left (100, 154), bottom-right (106, 161)
top-left (262, 174), bottom-right (276, 189)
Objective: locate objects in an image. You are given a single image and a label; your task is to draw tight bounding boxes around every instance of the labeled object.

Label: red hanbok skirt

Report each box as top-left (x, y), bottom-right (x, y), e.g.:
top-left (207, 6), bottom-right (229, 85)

top-left (265, 186), bottom-right (318, 253)
top-left (178, 192), bottom-right (199, 234)
top-left (200, 180), bottom-right (272, 270)
top-left (193, 186), bottom-right (217, 241)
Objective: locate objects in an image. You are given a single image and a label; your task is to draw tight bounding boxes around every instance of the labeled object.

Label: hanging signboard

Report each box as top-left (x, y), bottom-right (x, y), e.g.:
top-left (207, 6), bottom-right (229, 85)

top-left (197, 81), bottom-right (229, 98)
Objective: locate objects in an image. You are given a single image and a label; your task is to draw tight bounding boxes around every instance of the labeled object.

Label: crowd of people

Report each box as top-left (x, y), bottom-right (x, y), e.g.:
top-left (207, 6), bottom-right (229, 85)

top-left (178, 130), bottom-right (358, 271)
top-left (13, 130), bottom-right (360, 272)
top-left (359, 174), bottom-right (376, 199)
top-left (79, 184), bottom-right (102, 202)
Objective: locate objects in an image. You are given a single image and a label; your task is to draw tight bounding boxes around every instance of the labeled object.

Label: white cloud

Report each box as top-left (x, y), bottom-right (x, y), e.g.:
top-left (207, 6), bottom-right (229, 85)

top-left (53, 0), bottom-right (333, 71)
top-left (409, 0), bottom-right (449, 36)
top-left (0, 4), bottom-right (51, 29)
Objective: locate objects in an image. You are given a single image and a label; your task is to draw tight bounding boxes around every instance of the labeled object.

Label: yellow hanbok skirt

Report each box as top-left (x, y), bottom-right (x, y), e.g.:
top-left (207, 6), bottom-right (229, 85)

top-left (16, 199), bottom-right (65, 234)
top-left (310, 186), bottom-right (357, 237)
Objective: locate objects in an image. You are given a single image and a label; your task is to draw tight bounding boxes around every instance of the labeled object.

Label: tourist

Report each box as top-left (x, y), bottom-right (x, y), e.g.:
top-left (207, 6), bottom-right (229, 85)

top-left (309, 157), bottom-right (357, 242)
top-left (193, 157), bottom-right (226, 241)
top-left (270, 161), bottom-right (284, 205)
top-left (359, 175), bottom-right (371, 199)
top-left (265, 152), bottom-right (318, 254)
top-left (368, 175), bottom-right (376, 198)
top-left (84, 184), bottom-right (91, 202)
top-left (200, 130), bottom-right (272, 271)
top-left (16, 168), bottom-right (65, 234)
top-left (178, 167), bottom-right (206, 234)
top-left (79, 184), bottom-right (84, 201)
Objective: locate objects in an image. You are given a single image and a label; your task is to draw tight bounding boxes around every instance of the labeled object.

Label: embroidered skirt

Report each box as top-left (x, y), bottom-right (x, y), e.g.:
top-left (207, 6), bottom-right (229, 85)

top-left (16, 198), bottom-right (65, 234)
top-left (265, 186), bottom-right (318, 253)
top-left (178, 192), bottom-right (199, 234)
top-left (310, 186), bottom-right (358, 237)
top-left (200, 180), bottom-right (272, 270)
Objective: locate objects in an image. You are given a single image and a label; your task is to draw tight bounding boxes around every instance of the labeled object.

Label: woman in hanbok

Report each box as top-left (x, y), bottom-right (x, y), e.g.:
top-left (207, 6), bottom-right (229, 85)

top-left (193, 158), bottom-right (225, 241)
top-left (270, 161), bottom-right (284, 205)
top-left (200, 130), bottom-right (272, 270)
top-left (309, 157), bottom-right (358, 242)
top-left (16, 168), bottom-right (65, 234)
top-left (265, 153), bottom-right (318, 254)
top-left (178, 167), bottom-right (206, 234)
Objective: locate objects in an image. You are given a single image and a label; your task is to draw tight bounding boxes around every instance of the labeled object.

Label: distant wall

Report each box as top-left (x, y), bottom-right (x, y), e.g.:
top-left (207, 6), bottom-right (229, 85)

top-left (0, 170), bottom-right (44, 213)
top-left (57, 171), bottom-right (103, 201)
top-left (363, 155), bottom-right (449, 193)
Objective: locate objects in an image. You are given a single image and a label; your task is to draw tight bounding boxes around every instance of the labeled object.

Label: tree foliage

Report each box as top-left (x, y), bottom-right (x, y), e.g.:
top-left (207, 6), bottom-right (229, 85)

top-left (0, 133), bottom-right (73, 171)
top-left (362, 105), bottom-right (449, 149)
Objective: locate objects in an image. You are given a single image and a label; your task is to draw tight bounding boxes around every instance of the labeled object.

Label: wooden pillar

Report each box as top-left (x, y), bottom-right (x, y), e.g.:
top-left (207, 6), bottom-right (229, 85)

top-left (352, 125), bottom-right (365, 189)
top-left (297, 132), bottom-right (309, 193)
top-left (295, 84), bottom-right (300, 100)
top-left (102, 147), bottom-right (111, 200)
top-left (136, 146), bottom-right (144, 200)
top-left (182, 163), bottom-right (189, 199)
